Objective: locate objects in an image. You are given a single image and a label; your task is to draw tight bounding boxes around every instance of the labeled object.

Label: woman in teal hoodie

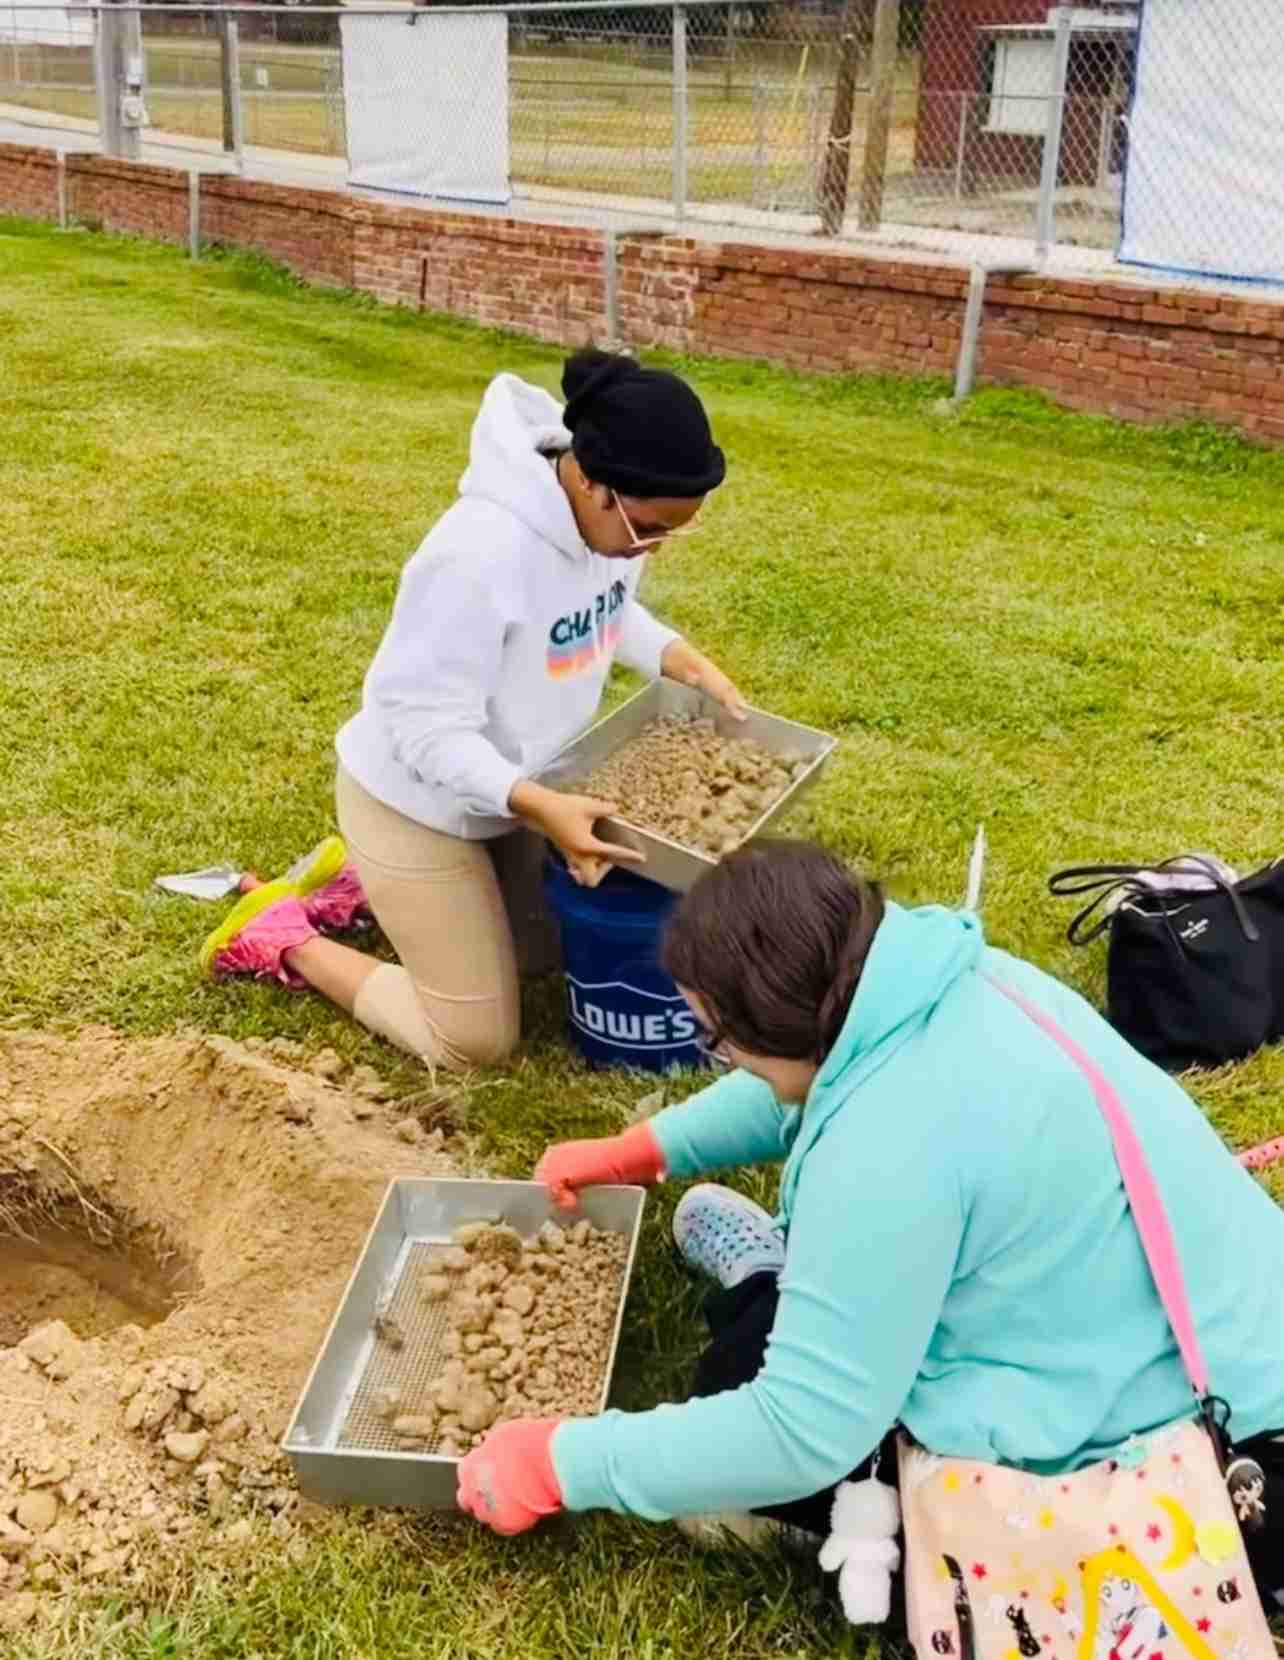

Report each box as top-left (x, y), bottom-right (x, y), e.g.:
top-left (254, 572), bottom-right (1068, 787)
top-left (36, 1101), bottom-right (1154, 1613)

top-left (456, 841), bottom-right (1284, 1602)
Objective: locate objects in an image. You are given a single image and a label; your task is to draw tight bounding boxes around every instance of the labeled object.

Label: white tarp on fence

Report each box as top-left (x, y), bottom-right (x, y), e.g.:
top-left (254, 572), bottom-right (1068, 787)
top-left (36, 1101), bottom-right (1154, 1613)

top-left (340, 10), bottom-right (509, 205)
top-left (0, 4), bottom-right (93, 44)
top-left (1119, 0), bottom-right (1284, 283)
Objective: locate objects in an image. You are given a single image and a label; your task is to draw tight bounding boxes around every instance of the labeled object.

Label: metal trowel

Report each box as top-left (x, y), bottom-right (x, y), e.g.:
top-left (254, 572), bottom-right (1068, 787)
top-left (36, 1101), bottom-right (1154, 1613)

top-left (154, 863), bottom-right (246, 901)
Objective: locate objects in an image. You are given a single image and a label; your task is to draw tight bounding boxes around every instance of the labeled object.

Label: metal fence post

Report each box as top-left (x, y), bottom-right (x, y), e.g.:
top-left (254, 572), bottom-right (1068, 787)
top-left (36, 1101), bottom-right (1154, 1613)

top-left (1096, 98), bottom-right (1113, 190)
top-left (188, 169), bottom-right (200, 259)
top-left (953, 92), bottom-right (969, 201)
top-left (752, 81), bottom-right (765, 207)
top-left (119, 0), bottom-right (142, 161)
top-left (672, 4), bottom-right (688, 224)
top-left (95, 0), bottom-right (142, 160)
top-left (219, 12), bottom-right (243, 168)
top-left (94, 2), bottom-right (123, 156)
top-left (1034, 3), bottom-right (1072, 259)
top-left (858, 0), bottom-right (900, 230)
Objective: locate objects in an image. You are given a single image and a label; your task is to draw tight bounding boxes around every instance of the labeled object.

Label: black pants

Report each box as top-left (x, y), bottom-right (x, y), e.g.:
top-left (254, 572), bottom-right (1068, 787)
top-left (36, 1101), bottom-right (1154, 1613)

top-left (690, 1271), bottom-right (878, 1536)
top-left (690, 1271), bottom-right (1284, 1607)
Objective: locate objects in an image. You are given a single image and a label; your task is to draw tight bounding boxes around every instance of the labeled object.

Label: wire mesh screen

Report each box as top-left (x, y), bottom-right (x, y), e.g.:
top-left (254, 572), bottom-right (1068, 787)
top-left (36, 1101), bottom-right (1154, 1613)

top-left (895, 1), bottom-right (1134, 253)
top-left (0, 3), bottom-right (97, 128)
top-left (1118, 0), bottom-right (1283, 284)
top-left (509, 7), bottom-right (675, 206)
top-left (137, 6), bottom-right (343, 156)
top-left (338, 1242), bottom-right (457, 1459)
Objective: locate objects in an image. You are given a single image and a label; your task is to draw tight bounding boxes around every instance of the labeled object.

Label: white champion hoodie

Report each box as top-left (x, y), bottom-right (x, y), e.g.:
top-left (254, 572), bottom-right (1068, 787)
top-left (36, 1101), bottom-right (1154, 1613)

top-left (335, 373), bottom-right (679, 840)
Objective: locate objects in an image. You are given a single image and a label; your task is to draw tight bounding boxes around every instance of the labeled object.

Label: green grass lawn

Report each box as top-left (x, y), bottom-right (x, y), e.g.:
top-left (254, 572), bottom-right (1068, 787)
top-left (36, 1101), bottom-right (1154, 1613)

top-left (3, 218), bottom-right (1284, 1658)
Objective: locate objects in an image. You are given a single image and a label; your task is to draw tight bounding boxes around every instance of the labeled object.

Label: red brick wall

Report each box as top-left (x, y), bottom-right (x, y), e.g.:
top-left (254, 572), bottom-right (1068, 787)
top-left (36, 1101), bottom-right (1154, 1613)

top-left (348, 206), bottom-right (604, 342)
top-left (203, 176), bottom-right (355, 290)
top-left (69, 155), bottom-right (190, 245)
top-left (0, 141), bottom-right (59, 221)
top-left (4, 141), bottom-right (1284, 444)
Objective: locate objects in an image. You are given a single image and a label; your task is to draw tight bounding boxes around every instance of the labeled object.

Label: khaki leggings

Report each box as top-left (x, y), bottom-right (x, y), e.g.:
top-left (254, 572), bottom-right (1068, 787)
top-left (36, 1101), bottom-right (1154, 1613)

top-left (335, 766), bottom-right (558, 1070)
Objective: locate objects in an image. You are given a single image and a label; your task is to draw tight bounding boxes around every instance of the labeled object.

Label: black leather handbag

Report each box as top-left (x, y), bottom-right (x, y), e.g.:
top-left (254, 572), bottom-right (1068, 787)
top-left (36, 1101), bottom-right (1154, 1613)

top-left (1049, 857), bottom-right (1284, 1071)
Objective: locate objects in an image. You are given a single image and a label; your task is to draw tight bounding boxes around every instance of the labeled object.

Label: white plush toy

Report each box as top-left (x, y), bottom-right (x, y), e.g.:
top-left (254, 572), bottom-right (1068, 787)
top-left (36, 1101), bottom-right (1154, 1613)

top-left (818, 1474), bottom-right (902, 1626)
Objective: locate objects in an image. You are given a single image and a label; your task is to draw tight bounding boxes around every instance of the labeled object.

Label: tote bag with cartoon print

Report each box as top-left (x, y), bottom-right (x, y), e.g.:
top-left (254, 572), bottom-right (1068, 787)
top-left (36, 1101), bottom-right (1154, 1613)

top-left (899, 979), bottom-right (1276, 1660)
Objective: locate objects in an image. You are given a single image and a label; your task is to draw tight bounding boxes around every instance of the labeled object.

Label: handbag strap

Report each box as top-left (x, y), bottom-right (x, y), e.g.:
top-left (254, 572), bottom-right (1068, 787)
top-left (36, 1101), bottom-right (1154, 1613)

top-left (1048, 863), bottom-right (1151, 896)
top-left (1050, 865), bottom-right (1165, 946)
top-left (1050, 858), bottom-right (1260, 945)
top-left (984, 974), bottom-right (1209, 1401)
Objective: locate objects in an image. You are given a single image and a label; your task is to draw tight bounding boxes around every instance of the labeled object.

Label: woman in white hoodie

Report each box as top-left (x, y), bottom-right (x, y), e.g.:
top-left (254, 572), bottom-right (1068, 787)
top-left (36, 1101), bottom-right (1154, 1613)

top-left (201, 349), bottom-right (739, 1071)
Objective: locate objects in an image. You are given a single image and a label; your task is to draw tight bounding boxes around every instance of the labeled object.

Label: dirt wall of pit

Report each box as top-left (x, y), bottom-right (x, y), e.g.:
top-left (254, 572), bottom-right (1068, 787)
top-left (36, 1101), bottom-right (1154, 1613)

top-left (0, 1028), bottom-right (459, 1611)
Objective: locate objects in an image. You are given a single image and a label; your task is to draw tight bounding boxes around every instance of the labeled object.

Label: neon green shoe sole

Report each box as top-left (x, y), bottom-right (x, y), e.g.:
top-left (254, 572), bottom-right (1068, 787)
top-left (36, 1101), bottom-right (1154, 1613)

top-left (285, 834), bottom-right (347, 899)
top-left (199, 835), bottom-right (346, 976)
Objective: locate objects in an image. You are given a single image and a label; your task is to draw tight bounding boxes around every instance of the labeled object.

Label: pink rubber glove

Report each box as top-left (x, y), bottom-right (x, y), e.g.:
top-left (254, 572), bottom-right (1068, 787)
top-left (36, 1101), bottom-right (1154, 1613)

top-left (456, 1418), bottom-right (563, 1535)
top-left (533, 1122), bottom-right (665, 1212)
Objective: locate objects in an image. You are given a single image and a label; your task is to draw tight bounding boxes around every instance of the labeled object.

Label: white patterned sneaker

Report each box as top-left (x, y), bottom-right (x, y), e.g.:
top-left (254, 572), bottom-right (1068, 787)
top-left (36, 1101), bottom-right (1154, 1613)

top-left (672, 1184), bottom-right (786, 1289)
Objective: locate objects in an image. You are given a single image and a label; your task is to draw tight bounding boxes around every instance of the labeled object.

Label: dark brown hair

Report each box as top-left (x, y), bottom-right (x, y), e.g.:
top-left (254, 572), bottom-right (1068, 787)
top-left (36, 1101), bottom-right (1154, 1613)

top-left (661, 839), bottom-right (885, 1063)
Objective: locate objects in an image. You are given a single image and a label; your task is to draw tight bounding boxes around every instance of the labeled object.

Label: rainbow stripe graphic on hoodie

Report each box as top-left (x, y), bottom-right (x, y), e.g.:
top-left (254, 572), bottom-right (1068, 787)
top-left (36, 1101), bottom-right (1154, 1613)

top-left (547, 579), bottom-right (628, 680)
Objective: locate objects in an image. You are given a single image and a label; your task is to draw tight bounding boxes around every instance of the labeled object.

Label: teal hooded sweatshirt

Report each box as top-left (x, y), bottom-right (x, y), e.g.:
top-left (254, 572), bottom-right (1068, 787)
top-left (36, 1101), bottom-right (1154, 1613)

top-left (551, 902), bottom-right (1284, 1520)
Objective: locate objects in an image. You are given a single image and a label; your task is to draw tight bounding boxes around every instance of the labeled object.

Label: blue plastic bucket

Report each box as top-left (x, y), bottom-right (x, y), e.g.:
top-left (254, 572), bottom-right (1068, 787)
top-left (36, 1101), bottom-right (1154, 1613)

top-left (542, 858), bottom-right (703, 1072)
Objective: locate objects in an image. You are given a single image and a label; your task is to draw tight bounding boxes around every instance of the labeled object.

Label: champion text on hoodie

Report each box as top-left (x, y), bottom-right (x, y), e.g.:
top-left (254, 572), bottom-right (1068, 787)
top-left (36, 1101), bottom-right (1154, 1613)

top-left (336, 374), bottom-right (679, 839)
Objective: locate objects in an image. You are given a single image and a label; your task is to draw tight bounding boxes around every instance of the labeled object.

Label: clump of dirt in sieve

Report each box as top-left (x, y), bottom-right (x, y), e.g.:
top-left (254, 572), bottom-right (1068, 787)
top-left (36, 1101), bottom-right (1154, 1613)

top-left (353, 1219), bottom-right (628, 1459)
top-left (573, 716), bottom-right (810, 856)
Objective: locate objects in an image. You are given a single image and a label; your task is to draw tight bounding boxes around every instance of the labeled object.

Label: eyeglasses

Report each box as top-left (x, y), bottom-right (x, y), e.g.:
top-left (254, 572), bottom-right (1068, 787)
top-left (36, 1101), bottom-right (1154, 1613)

top-left (693, 1018), bottom-right (733, 1069)
top-left (611, 490), bottom-right (705, 551)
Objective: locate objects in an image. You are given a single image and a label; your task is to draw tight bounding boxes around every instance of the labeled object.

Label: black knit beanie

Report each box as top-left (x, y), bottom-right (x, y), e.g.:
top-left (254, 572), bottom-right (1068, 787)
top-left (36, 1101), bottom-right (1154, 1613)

top-left (561, 349), bottom-right (726, 498)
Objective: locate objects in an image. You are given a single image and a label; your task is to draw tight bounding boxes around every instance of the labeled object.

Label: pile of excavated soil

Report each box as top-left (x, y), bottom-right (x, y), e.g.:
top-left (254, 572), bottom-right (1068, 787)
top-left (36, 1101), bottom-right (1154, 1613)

top-left (0, 1028), bottom-right (460, 1626)
top-left (576, 716), bottom-right (810, 856)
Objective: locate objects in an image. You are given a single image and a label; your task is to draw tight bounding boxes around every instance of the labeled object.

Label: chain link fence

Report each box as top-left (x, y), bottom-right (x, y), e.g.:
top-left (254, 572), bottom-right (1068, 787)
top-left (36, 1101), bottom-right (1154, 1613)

top-left (0, 1), bottom-right (1279, 284)
top-left (0, 3), bottom-right (345, 154)
top-left (895, 1), bottom-right (1133, 253)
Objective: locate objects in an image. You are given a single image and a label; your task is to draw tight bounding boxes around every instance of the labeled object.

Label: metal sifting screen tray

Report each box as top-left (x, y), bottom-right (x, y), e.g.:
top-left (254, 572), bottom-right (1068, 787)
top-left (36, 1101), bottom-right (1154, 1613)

top-left (281, 1177), bottom-right (646, 1510)
top-left (337, 1241), bottom-right (464, 1457)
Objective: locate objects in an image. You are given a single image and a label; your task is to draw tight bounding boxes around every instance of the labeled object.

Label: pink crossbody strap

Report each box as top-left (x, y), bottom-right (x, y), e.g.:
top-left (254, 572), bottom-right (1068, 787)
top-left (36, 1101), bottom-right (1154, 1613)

top-left (984, 974), bottom-right (1210, 1401)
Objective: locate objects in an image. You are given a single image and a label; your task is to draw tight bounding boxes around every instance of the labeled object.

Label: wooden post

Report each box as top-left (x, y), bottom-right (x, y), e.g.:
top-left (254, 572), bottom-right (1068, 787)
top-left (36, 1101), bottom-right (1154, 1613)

top-left (818, 0), bottom-right (864, 236)
top-left (219, 12), bottom-right (243, 164)
top-left (857, 0), bottom-right (900, 230)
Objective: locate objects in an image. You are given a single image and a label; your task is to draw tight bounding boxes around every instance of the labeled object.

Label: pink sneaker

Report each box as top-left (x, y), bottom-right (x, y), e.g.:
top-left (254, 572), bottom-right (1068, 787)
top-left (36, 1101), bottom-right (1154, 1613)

top-left (202, 894), bottom-right (318, 988)
top-left (304, 864), bottom-right (371, 934)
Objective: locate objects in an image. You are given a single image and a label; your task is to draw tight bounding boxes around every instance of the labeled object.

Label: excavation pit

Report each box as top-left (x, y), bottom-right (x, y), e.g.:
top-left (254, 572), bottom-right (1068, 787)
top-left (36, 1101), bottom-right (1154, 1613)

top-left (0, 1026), bottom-right (457, 1605)
top-left (0, 1208), bottom-right (194, 1346)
